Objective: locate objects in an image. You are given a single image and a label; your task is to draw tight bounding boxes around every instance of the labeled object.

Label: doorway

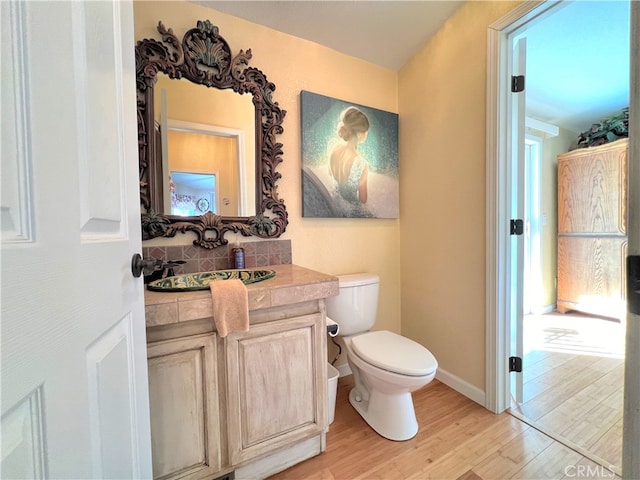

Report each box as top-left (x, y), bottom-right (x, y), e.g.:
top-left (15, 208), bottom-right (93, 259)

top-left (514, 2), bottom-right (629, 471)
top-left (523, 133), bottom-right (543, 316)
top-left (485, 0), bottom-right (636, 475)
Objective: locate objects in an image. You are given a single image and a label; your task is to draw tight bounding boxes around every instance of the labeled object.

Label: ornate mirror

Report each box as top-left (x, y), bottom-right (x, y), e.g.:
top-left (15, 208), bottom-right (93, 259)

top-left (136, 20), bottom-right (288, 249)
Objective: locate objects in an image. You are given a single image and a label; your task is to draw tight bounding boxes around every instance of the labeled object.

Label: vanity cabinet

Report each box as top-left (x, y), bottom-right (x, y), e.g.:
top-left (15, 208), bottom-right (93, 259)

top-left (147, 334), bottom-right (221, 480)
top-left (226, 313), bottom-right (327, 466)
top-left (144, 264), bottom-right (338, 480)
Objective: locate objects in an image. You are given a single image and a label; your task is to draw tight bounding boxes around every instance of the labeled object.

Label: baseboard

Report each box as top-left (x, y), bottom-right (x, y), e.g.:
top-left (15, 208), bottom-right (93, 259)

top-left (435, 368), bottom-right (486, 407)
top-left (531, 304), bottom-right (555, 315)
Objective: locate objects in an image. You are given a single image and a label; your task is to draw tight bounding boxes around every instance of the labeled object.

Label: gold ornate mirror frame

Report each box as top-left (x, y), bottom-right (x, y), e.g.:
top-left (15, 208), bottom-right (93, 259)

top-left (136, 20), bottom-right (288, 249)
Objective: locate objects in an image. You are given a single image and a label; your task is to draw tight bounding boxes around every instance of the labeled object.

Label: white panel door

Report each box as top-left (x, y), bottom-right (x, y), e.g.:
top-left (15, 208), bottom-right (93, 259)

top-left (508, 37), bottom-right (526, 405)
top-left (1, 2), bottom-right (152, 478)
top-left (623, 1), bottom-right (640, 476)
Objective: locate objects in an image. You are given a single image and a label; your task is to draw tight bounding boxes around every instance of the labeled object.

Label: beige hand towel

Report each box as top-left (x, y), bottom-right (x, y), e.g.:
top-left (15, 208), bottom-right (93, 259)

top-left (210, 279), bottom-right (249, 337)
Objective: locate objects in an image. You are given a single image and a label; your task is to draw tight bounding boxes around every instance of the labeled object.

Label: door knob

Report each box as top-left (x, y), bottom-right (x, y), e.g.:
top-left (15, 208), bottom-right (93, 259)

top-left (131, 253), bottom-right (161, 278)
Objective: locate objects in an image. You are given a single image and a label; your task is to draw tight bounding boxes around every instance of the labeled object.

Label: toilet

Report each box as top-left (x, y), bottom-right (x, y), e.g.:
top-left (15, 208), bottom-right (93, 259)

top-left (326, 273), bottom-right (438, 441)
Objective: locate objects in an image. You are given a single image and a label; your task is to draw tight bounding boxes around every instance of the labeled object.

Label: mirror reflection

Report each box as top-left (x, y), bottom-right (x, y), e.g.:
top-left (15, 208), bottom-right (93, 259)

top-left (154, 75), bottom-right (256, 217)
top-left (170, 171), bottom-right (215, 216)
top-left (164, 126), bottom-right (241, 216)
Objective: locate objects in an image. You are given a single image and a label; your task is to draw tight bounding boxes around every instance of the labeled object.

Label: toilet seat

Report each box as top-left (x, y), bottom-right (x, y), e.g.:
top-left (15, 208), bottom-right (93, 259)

top-left (351, 330), bottom-right (438, 377)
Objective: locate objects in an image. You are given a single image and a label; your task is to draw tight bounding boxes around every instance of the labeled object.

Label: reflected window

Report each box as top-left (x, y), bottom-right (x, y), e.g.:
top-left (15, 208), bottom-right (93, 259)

top-left (170, 171), bottom-right (216, 216)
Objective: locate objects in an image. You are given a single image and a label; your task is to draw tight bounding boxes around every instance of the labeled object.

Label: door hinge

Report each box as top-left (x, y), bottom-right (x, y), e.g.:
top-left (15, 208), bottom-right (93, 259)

top-left (510, 219), bottom-right (524, 235)
top-left (511, 75), bottom-right (525, 93)
top-left (509, 356), bottom-right (523, 373)
top-left (628, 255), bottom-right (640, 315)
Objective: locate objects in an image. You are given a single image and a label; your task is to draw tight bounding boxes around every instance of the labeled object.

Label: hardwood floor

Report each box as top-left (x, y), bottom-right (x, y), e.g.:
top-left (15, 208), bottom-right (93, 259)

top-left (270, 376), bottom-right (619, 480)
top-left (511, 312), bottom-right (625, 473)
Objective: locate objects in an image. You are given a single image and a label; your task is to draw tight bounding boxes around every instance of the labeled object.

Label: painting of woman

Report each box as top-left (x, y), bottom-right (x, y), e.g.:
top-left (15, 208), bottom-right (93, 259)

top-left (329, 107), bottom-right (370, 204)
top-left (301, 91), bottom-right (398, 218)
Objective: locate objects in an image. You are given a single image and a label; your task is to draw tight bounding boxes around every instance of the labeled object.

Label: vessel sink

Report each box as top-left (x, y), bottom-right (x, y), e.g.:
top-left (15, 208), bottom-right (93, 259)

top-left (147, 269), bottom-right (276, 292)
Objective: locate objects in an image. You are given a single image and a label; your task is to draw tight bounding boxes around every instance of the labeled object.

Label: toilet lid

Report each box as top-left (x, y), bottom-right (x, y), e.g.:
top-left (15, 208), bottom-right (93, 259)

top-left (351, 330), bottom-right (438, 377)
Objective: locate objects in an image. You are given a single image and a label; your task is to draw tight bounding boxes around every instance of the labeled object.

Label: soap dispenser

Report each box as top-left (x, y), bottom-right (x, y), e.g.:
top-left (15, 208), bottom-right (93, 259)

top-left (232, 241), bottom-right (245, 269)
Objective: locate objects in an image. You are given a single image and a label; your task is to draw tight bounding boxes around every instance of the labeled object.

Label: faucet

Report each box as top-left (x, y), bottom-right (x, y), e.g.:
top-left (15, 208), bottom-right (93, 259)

top-left (143, 259), bottom-right (186, 284)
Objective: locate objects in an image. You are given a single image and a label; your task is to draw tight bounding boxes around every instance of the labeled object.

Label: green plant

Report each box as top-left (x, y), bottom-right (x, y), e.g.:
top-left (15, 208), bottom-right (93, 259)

top-left (573, 107), bottom-right (629, 149)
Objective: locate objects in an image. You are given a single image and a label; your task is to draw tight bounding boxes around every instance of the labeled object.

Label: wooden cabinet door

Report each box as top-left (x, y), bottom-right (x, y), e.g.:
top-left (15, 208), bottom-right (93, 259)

top-left (147, 334), bottom-right (222, 479)
top-left (557, 236), bottom-right (628, 318)
top-left (226, 314), bottom-right (327, 465)
top-left (558, 139), bottom-right (628, 235)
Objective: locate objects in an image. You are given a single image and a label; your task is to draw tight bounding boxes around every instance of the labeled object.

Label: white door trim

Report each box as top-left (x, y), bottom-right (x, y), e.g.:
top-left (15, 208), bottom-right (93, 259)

top-left (485, 0), bottom-right (549, 414)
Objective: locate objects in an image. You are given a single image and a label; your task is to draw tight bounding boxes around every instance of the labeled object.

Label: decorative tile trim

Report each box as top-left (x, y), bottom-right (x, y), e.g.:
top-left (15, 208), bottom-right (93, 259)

top-left (142, 240), bottom-right (292, 275)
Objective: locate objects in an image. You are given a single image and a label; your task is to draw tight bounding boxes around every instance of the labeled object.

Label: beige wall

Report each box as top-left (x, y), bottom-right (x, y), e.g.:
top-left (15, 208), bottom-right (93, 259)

top-left (398, 1), bottom-right (520, 391)
top-left (134, 1), bottom-right (401, 358)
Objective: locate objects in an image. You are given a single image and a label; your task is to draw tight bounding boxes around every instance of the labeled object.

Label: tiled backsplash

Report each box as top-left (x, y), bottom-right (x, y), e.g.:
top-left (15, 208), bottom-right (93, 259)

top-left (142, 239), bottom-right (292, 274)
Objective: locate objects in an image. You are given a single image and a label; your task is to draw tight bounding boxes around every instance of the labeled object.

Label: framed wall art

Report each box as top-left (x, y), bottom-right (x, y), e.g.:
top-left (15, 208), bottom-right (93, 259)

top-left (300, 91), bottom-right (399, 218)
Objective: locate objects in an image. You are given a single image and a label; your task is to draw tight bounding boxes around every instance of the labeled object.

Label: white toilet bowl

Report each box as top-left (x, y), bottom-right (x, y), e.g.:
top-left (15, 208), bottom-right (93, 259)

top-left (343, 330), bottom-right (437, 441)
top-left (326, 273), bottom-right (438, 441)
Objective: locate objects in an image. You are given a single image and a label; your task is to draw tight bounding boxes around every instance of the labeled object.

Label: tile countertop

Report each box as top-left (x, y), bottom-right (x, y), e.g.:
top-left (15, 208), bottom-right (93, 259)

top-left (144, 264), bottom-right (339, 328)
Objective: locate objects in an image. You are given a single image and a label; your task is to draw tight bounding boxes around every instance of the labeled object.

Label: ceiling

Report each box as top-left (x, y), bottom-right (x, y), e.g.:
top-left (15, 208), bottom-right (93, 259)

top-left (524, 1), bottom-right (630, 133)
top-left (200, 1), bottom-right (465, 71)
top-left (201, 1), bottom-right (630, 133)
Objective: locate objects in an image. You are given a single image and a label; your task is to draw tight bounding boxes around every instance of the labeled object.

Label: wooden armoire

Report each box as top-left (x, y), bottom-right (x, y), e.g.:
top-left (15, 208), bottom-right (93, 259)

top-left (556, 138), bottom-right (628, 319)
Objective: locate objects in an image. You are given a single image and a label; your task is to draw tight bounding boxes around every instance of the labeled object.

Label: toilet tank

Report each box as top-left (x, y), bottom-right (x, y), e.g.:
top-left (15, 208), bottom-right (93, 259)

top-left (326, 273), bottom-right (380, 336)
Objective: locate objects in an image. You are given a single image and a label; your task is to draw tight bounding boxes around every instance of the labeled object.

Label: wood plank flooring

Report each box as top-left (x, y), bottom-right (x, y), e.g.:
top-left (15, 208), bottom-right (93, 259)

top-left (511, 312), bottom-right (625, 473)
top-left (270, 376), bottom-right (619, 480)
